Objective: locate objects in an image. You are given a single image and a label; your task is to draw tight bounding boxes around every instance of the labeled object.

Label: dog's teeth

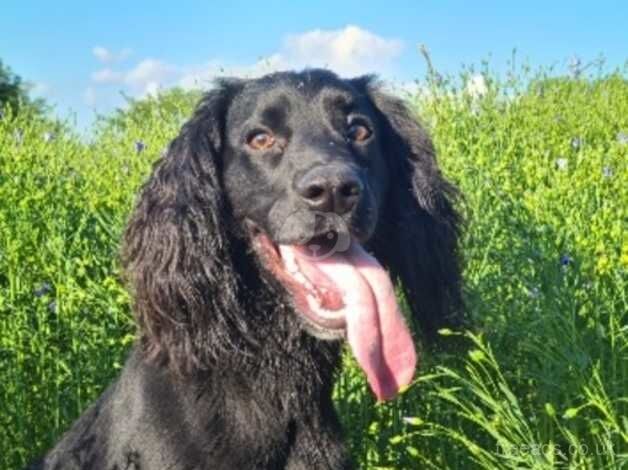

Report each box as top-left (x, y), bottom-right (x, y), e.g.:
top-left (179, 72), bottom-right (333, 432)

top-left (284, 256), bottom-right (299, 274)
top-left (294, 272), bottom-right (309, 287)
top-left (306, 293), bottom-right (321, 309)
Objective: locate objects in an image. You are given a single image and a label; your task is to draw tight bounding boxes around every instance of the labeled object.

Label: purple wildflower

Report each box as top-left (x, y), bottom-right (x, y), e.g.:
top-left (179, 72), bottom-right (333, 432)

top-left (602, 166), bottom-right (613, 178)
top-left (571, 137), bottom-right (582, 150)
top-left (48, 301), bottom-right (57, 313)
top-left (560, 255), bottom-right (573, 267)
top-left (617, 132), bottom-right (628, 145)
top-left (135, 140), bottom-right (146, 154)
top-left (34, 282), bottom-right (53, 298)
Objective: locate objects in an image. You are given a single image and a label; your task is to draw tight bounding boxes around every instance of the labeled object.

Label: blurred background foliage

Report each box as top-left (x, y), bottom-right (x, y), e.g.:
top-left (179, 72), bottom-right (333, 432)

top-left (0, 57), bottom-right (626, 469)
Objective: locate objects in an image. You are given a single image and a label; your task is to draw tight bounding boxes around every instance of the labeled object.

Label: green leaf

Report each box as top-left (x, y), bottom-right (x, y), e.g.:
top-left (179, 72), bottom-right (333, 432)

top-left (563, 408), bottom-right (579, 419)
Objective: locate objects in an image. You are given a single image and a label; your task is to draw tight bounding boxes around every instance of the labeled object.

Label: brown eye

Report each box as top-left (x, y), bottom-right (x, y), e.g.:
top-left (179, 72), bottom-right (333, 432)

top-left (248, 131), bottom-right (275, 150)
top-left (347, 123), bottom-right (372, 142)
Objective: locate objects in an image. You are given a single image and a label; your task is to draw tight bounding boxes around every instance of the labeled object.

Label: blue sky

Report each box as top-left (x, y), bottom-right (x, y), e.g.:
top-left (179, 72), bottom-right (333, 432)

top-left (2, 1), bottom-right (626, 130)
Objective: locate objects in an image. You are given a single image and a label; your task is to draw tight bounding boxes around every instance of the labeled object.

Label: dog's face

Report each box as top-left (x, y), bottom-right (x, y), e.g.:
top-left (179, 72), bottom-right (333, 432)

top-left (123, 69), bottom-right (462, 400)
top-left (220, 72), bottom-right (398, 339)
top-left (222, 73), bottom-right (389, 249)
top-left (216, 72), bottom-right (422, 399)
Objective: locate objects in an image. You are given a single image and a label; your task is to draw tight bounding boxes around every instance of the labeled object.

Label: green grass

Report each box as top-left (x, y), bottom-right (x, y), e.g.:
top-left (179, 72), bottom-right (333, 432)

top-left (1, 65), bottom-right (626, 469)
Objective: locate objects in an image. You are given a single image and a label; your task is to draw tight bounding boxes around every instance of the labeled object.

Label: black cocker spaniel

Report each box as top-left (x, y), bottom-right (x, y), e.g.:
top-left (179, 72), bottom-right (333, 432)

top-left (29, 69), bottom-right (462, 469)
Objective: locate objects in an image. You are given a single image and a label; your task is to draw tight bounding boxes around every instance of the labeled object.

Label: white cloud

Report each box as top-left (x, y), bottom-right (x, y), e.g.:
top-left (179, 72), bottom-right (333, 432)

top-left (87, 26), bottom-right (404, 106)
top-left (92, 46), bottom-right (112, 62)
top-left (90, 59), bottom-right (177, 96)
top-left (176, 25), bottom-right (403, 91)
top-left (177, 62), bottom-right (224, 89)
top-left (91, 68), bottom-right (123, 84)
top-left (124, 59), bottom-right (177, 91)
top-left (143, 81), bottom-right (162, 97)
top-left (92, 46), bottom-right (132, 64)
top-left (278, 25), bottom-right (403, 76)
top-left (176, 58), bottom-right (284, 90)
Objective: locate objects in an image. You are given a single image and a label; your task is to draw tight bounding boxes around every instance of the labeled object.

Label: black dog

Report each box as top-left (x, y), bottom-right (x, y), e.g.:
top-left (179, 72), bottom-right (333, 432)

top-left (29, 69), bottom-right (462, 469)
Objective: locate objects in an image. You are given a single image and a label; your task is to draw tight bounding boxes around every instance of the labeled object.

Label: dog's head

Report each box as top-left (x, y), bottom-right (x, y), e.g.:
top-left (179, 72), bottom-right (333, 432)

top-left (222, 72), bottom-right (388, 247)
top-left (123, 70), bottom-right (462, 400)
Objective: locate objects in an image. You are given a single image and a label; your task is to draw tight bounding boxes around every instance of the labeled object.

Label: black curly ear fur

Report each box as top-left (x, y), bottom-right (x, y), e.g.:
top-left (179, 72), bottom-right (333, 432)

top-left (122, 80), bottom-right (252, 374)
top-left (354, 77), bottom-right (464, 337)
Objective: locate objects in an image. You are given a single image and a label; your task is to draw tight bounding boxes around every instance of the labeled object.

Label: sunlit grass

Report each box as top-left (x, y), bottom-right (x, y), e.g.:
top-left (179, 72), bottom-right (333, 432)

top-left (0, 65), bottom-right (626, 469)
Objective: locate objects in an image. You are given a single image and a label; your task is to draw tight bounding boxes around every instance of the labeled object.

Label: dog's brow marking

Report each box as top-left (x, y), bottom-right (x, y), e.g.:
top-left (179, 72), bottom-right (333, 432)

top-left (261, 106), bottom-right (287, 127)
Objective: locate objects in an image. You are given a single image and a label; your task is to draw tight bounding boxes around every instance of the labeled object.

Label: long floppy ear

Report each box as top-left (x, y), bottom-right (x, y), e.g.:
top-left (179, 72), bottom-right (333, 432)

top-left (355, 77), bottom-right (464, 337)
top-left (122, 80), bottom-right (248, 373)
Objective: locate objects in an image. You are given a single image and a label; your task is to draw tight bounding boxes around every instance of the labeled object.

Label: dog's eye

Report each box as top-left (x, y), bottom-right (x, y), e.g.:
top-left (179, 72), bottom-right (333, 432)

top-left (346, 122), bottom-right (372, 142)
top-left (247, 131), bottom-right (276, 150)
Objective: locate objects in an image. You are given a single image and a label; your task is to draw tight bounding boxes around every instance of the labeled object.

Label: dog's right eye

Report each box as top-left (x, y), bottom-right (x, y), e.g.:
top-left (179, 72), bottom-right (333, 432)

top-left (247, 131), bottom-right (276, 150)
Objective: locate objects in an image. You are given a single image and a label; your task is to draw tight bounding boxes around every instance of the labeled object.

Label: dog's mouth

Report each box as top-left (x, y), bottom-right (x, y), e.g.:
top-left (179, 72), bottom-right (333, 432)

top-left (252, 226), bottom-right (417, 401)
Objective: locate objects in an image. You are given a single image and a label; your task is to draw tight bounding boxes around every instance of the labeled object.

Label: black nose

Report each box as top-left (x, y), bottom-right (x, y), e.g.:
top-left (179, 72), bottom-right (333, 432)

top-left (296, 166), bottom-right (363, 214)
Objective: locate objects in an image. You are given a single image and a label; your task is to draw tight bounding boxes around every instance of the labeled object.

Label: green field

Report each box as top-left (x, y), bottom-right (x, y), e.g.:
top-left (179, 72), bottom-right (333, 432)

top-left (1, 65), bottom-right (626, 469)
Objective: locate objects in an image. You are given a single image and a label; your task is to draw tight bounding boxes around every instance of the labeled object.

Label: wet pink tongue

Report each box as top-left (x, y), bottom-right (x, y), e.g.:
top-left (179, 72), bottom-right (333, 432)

top-left (298, 244), bottom-right (417, 401)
